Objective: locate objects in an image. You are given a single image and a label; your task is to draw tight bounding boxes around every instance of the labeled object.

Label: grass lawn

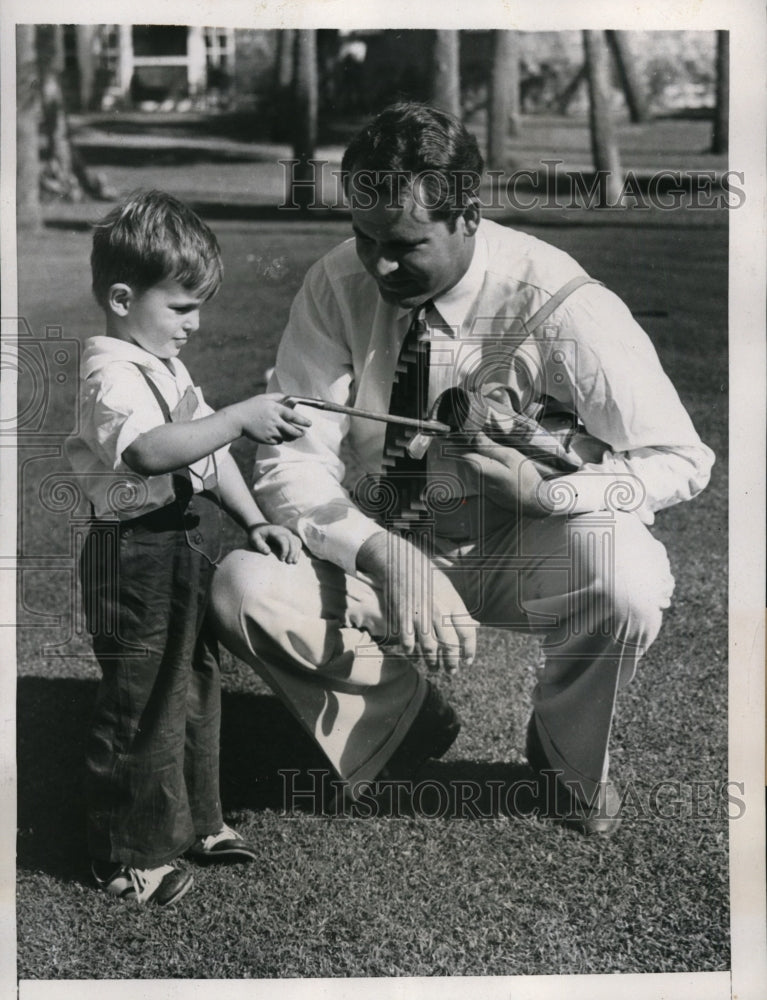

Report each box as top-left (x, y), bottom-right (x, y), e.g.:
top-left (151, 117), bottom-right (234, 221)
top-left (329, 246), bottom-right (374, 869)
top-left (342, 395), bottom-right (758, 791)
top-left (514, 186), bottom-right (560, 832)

top-left (15, 212), bottom-right (728, 980)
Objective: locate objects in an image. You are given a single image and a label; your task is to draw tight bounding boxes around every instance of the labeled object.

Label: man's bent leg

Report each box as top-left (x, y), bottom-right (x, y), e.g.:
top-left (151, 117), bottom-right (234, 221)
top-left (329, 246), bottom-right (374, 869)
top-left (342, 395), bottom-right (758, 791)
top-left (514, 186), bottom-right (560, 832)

top-left (210, 549), bottom-right (427, 787)
top-left (442, 510), bottom-right (674, 800)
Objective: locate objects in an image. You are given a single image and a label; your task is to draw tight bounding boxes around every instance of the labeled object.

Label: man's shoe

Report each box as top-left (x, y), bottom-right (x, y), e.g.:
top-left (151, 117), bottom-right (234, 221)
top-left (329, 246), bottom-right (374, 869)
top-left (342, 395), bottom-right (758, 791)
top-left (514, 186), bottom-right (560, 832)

top-left (525, 714), bottom-right (622, 837)
top-left (378, 680), bottom-right (461, 782)
top-left (186, 823), bottom-right (258, 863)
top-left (91, 860), bottom-right (193, 907)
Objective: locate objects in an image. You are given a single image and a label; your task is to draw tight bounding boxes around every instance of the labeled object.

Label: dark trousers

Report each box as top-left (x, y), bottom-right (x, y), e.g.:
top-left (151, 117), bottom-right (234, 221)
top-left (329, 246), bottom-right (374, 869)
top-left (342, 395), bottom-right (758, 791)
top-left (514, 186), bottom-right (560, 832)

top-left (80, 491), bottom-right (224, 868)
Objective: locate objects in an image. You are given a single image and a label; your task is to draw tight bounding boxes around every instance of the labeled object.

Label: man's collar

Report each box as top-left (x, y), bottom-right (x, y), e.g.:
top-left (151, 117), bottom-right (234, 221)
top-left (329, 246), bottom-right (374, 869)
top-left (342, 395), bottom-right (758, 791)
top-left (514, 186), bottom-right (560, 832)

top-left (432, 226), bottom-right (487, 331)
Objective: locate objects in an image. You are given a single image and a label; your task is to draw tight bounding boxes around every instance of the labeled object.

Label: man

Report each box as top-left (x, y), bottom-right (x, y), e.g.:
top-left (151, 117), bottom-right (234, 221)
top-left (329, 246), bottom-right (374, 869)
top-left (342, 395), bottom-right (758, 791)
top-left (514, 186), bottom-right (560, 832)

top-left (211, 102), bottom-right (714, 834)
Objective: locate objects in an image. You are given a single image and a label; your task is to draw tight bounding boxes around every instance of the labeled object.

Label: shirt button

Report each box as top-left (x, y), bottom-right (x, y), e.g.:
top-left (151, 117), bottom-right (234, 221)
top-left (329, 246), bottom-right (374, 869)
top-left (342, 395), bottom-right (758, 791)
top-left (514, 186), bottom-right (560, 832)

top-left (192, 533), bottom-right (203, 544)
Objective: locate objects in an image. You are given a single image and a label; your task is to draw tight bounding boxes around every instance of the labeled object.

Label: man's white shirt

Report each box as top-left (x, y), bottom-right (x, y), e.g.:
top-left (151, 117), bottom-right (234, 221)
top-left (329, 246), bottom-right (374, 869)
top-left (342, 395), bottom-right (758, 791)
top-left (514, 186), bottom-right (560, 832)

top-left (255, 219), bottom-right (714, 575)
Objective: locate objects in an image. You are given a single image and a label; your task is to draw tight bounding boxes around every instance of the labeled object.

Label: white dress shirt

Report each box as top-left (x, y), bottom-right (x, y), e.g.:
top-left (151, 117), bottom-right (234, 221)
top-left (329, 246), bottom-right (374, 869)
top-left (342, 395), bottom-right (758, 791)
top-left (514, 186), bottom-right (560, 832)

top-left (66, 336), bottom-right (228, 519)
top-left (255, 219), bottom-right (714, 575)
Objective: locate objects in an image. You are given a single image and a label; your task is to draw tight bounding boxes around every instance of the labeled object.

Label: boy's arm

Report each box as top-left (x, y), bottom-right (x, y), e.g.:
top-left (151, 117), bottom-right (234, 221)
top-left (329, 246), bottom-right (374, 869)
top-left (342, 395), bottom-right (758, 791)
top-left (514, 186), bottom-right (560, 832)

top-left (123, 393), bottom-right (310, 476)
top-left (217, 450), bottom-right (302, 563)
top-left (215, 450), bottom-right (266, 530)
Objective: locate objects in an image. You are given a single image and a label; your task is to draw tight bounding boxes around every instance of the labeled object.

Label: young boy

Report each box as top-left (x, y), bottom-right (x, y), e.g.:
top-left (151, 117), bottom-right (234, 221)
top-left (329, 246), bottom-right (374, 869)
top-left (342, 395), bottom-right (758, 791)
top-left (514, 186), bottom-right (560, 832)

top-left (65, 190), bottom-right (311, 907)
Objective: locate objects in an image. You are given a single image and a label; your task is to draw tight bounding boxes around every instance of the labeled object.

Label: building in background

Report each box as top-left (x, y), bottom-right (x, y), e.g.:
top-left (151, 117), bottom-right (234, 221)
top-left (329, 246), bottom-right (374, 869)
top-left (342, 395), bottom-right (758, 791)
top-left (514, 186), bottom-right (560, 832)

top-left (60, 25), bottom-right (272, 112)
top-left (56, 25), bottom-right (716, 118)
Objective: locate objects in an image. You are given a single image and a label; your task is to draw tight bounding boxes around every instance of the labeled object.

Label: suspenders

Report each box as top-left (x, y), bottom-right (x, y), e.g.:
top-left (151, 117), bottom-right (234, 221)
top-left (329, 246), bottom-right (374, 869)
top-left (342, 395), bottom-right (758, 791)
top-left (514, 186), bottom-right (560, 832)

top-left (133, 363), bottom-right (174, 423)
top-left (524, 275), bottom-right (602, 337)
top-left (130, 363), bottom-right (222, 563)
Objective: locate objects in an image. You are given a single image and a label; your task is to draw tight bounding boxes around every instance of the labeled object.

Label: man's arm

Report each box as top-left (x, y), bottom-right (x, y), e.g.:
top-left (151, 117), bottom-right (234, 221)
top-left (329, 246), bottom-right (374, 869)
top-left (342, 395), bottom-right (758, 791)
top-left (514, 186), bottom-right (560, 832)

top-left (253, 256), bottom-right (389, 575)
top-left (456, 284), bottom-right (714, 520)
top-left (254, 254), bottom-right (477, 671)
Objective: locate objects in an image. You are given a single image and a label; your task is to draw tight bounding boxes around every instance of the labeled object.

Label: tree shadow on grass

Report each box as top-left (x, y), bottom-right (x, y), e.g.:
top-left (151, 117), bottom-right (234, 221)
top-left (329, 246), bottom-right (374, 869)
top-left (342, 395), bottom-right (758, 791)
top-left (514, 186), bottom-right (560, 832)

top-left (17, 679), bottom-right (547, 886)
top-left (78, 144), bottom-right (273, 168)
top-left (336, 759), bottom-right (547, 823)
top-left (16, 678), bottom-right (330, 885)
top-left (17, 677), bottom-right (95, 885)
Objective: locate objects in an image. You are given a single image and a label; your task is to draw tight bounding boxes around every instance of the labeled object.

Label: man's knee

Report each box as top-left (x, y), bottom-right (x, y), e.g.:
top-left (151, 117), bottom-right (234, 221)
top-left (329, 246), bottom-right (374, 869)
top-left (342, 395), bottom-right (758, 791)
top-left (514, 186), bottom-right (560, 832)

top-left (579, 514), bottom-right (674, 646)
top-left (211, 549), bottom-right (289, 638)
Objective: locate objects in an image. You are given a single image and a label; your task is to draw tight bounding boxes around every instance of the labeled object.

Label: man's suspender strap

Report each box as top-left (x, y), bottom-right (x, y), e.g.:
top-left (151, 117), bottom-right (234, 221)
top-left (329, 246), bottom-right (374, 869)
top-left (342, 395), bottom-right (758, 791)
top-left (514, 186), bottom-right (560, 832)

top-left (132, 363), bottom-right (173, 423)
top-left (524, 275), bottom-right (603, 336)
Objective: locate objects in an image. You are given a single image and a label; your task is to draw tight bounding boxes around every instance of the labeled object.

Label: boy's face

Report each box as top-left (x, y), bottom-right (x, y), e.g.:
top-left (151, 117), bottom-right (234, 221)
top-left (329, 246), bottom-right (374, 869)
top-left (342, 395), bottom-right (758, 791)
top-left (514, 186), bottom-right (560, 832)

top-left (111, 278), bottom-right (204, 359)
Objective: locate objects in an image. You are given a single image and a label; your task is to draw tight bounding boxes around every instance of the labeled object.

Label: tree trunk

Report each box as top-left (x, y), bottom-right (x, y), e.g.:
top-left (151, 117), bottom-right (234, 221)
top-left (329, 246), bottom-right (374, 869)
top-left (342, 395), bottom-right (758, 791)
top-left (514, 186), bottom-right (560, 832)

top-left (487, 30), bottom-right (520, 170)
top-left (75, 25), bottom-right (96, 110)
top-left (37, 24), bottom-right (82, 200)
top-left (432, 31), bottom-right (460, 117)
top-left (36, 24), bottom-right (110, 201)
top-left (583, 30), bottom-right (623, 206)
top-left (16, 25), bottom-right (43, 231)
top-left (605, 31), bottom-right (648, 123)
top-left (270, 29), bottom-right (295, 142)
top-left (711, 30), bottom-right (729, 155)
top-left (291, 29), bottom-right (318, 213)
top-left (277, 28), bottom-right (296, 90)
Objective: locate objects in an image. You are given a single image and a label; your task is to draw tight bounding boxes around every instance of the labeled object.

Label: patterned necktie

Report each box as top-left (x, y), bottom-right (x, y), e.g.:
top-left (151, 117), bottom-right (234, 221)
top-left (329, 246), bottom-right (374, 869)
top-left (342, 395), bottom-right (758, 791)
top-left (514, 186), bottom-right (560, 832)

top-left (381, 302), bottom-right (432, 525)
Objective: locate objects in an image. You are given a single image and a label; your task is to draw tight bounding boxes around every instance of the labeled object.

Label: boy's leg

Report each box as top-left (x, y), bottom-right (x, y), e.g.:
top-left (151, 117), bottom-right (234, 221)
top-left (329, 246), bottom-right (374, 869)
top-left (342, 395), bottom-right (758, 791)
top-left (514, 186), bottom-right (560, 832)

top-left (184, 615), bottom-right (223, 837)
top-left (82, 511), bottom-right (211, 869)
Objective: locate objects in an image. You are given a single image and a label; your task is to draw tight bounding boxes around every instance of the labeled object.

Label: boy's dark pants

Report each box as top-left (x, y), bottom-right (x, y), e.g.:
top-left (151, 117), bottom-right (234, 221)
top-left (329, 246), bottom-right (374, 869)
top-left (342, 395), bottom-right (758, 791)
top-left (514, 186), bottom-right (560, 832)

top-left (81, 491), bottom-right (224, 868)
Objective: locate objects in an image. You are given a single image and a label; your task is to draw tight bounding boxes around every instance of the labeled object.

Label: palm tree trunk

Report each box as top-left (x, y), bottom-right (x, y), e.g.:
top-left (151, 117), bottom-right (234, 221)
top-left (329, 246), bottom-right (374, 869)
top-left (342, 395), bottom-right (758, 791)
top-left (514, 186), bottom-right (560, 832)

top-left (583, 30), bottom-right (623, 206)
top-left (16, 25), bottom-right (42, 231)
top-left (432, 31), bottom-right (460, 117)
top-left (291, 29), bottom-right (318, 213)
top-left (711, 31), bottom-right (729, 155)
top-left (487, 30), bottom-right (520, 170)
top-left (605, 31), bottom-right (648, 123)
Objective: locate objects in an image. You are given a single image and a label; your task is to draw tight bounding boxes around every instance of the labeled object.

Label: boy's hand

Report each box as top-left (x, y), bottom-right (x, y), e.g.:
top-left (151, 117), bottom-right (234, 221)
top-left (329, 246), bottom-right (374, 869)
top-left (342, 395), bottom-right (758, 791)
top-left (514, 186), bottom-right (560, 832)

top-left (234, 393), bottom-right (311, 445)
top-left (247, 523), bottom-right (302, 563)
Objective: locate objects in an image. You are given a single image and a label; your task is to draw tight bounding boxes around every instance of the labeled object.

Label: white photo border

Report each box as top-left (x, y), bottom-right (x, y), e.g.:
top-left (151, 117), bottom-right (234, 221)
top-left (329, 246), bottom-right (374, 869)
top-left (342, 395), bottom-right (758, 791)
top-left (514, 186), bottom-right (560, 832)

top-left (1, 1), bottom-right (764, 999)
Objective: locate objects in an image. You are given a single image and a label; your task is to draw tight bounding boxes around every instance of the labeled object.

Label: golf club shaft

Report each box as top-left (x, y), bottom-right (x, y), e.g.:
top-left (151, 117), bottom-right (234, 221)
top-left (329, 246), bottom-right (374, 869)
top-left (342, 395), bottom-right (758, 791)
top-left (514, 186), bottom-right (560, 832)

top-left (284, 396), bottom-right (451, 434)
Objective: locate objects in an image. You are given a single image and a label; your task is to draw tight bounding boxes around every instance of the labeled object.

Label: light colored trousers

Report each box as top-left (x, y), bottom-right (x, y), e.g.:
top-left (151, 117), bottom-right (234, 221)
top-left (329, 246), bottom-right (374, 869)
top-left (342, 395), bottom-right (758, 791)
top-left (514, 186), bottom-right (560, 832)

top-left (210, 509), bottom-right (673, 798)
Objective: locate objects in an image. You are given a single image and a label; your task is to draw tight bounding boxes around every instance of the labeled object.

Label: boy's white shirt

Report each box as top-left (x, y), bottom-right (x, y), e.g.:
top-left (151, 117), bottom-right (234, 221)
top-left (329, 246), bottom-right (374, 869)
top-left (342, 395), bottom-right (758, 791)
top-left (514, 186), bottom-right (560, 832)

top-left (65, 335), bottom-right (229, 519)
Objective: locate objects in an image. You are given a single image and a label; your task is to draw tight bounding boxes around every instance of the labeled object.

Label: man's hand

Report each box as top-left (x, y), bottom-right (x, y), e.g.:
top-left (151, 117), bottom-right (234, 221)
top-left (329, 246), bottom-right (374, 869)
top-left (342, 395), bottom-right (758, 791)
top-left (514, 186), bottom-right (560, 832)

top-left (455, 432), bottom-right (554, 517)
top-left (248, 523), bottom-right (302, 563)
top-left (356, 531), bottom-right (477, 674)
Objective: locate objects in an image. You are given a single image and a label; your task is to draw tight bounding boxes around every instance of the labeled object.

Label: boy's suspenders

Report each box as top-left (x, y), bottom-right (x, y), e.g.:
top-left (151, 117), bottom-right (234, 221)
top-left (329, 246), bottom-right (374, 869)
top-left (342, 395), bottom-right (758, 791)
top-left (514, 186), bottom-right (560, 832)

top-left (131, 363), bottom-right (222, 563)
top-left (133, 363), bottom-right (174, 423)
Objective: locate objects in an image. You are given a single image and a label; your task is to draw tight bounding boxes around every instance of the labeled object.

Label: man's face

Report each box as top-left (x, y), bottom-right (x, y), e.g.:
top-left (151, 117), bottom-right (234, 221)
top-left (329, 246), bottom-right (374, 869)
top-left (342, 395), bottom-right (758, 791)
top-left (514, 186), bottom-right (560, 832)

top-left (350, 186), bottom-right (478, 309)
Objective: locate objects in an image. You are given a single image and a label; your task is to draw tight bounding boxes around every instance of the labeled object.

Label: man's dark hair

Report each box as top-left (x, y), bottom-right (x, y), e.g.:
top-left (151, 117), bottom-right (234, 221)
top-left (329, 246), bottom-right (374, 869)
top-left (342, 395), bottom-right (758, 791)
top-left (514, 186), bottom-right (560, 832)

top-left (340, 102), bottom-right (484, 222)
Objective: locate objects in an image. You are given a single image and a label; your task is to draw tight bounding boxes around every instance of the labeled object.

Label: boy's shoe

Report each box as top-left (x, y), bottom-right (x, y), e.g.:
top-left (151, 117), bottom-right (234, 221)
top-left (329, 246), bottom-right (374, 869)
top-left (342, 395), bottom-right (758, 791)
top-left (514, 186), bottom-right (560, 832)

top-left (91, 860), bottom-right (193, 907)
top-left (186, 823), bottom-right (258, 862)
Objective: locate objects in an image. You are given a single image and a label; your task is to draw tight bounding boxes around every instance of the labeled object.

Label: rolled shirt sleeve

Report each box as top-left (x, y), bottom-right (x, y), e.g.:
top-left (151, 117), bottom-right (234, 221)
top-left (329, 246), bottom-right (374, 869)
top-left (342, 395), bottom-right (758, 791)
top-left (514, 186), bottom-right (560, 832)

top-left (538, 284), bottom-right (715, 520)
top-left (84, 363), bottom-right (170, 471)
top-left (253, 257), bottom-right (386, 574)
